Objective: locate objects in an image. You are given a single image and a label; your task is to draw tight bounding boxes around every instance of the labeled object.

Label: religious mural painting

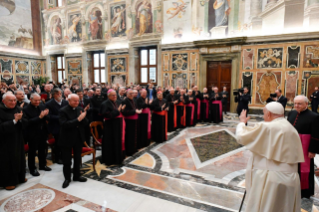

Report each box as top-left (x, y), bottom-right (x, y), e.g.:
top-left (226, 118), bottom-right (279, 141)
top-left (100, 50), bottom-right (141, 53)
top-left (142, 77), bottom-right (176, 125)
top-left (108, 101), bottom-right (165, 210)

top-left (67, 0), bottom-right (79, 5)
top-left (256, 71), bottom-right (281, 104)
top-left (135, 0), bottom-right (152, 36)
top-left (242, 72), bottom-right (253, 93)
top-left (68, 13), bottom-right (82, 42)
top-left (87, 52), bottom-right (93, 83)
top-left (163, 0), bottom-right (191, 40)
top-left (68, 75), bottom-right (82, 88)
top-left (163, 73), bottom-right (170, 88)
top-left (67, 60), bottom-right (82, 75)
top-left (189, 72), bottom-right (197, 88)
top-left (172, 53), bottom-right (188, 71)
top-left (111, 74), bottom-right (126, 86)
top-left (110, 3), bottom-right (126, 38)
top-left (88, 7), bottom-right (103, 40)
top-left (0, 0), bottom-right (33, 49)
top-left (50, 16), bottom-right (62, 45)
top-left (257, 48), bottom-right (283, 69)
top-left (31, 61), bottom-right (42, 75)
top-left (304, 45), bottom-right (319, 68)
top-left (302, 71), bottom-right (319, 99)
top-left (43, 62), bottom-right (46, 75)
top-left (110, 58), bottom-right (126, 72)
top-left (0, 59), bottom-right (13, 73)
top-left (208, 0), bottom-right (231, 35)
top-left (285, 71), bottom-right (299, 106)
top-left (15, 61), bottom-right (29, 74)
top-left (172, 73), bottom-right (187, 88)
top-left (162, 53), bottom-right (170, 72)
top-left (287, 46), bottom-right (300, 68)
top-left (242, 49), bottom-right (254, 70)
top-left (16, 75), bottom-right (30, 85)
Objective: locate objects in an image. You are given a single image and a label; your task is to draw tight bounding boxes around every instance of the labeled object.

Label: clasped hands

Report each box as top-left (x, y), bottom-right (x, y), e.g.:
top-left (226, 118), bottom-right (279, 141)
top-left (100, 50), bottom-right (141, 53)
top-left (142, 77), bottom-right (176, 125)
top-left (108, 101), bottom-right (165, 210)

top-left (14, 111), bottom-right (23, 122)
top-left (39, 109), bottom-right (49, 119)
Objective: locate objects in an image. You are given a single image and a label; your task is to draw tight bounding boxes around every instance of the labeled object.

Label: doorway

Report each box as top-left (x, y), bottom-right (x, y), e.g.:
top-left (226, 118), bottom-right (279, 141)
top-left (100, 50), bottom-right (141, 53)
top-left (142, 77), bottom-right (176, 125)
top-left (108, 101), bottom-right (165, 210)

top-left (206, 61), bottom-right (232, 111)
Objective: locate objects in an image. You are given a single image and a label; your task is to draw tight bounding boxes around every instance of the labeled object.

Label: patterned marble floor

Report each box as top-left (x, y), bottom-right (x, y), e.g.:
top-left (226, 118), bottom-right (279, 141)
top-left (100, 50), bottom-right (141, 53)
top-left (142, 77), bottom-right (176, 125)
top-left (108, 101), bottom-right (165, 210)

top-left (1, 113), bottom-right (319, 212)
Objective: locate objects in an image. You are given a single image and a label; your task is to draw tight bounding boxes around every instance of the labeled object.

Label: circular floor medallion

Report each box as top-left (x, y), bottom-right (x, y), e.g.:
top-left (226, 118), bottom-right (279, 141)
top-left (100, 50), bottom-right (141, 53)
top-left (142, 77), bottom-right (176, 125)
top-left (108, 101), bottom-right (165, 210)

top-left (0, 188), bottom-right (55, 212)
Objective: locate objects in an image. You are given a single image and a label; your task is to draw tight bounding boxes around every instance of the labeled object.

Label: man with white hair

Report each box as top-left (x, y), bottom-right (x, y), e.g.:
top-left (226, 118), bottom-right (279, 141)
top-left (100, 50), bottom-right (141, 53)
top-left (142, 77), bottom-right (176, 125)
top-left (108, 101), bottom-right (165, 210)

top-left (23, 93), bottom-right (51, 176)
top-left (0, 93), bottom-right (27, 190)
top-left (237, 102), bottom-right (304, 211)
top-left (288, 95), bottom-right (319, 198)
top-left (59, 94), bottom-right (89, 188)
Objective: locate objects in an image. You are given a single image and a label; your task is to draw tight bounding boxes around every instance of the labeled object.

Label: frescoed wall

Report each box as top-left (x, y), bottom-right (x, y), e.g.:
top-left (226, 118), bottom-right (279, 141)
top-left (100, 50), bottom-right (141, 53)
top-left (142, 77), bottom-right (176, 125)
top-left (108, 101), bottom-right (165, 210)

top-left (108, 54), bottom-right (129, 87)
top-left (65, 57), bottom-right (83, 88)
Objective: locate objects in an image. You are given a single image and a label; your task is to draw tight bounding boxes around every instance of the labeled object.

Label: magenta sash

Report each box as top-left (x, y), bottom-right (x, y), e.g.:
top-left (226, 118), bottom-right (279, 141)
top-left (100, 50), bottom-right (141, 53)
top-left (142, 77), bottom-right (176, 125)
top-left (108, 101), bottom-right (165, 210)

top-left (104, 114), bottom-right (126, 151)
top-left (196, 98), bottom-right (201, 120)
top-left (142, 108), bottom-right (151, 139)
top-left (124, 113), bottom-right (139, 120)
top-left (212, 100), bottom-right (223, 120)
top-left (202, 99), bottom-right (209, 119)
top-left (299, 134), bottom-right (311, 190)
top-left (185, 103), bottom-right (195, 125)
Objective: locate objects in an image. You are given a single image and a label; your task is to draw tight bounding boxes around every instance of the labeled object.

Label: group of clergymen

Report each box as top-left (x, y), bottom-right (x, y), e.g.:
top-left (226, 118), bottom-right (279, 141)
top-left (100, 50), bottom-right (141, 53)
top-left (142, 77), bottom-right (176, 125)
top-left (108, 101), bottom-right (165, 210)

top-left (0, 81), bottom-right (250, 190)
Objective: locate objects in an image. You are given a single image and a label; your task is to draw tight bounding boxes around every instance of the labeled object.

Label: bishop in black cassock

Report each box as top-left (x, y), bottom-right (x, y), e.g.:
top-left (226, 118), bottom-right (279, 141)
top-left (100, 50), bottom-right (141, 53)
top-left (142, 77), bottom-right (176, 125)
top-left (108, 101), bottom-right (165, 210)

top-left (288, 95), bottom-right (319, 198)
top-left (0, 93), bottom-right (27, 190)
top-left (100, 90), bottom-right (125, 165)
top-left (122, 90), bottom-right (141, 156)
top-left (185, 90), bottom-right (196, 127)
top-left (151, 92), bottom-right (168, 143)
top-left (166, 89), bottom-right (178, 132)
top-left (210, 87), bottom-right (223, 123)
top-left (136, 89), bottom-right (151, 149)
top-left (310, 87), bottom-right (319, 113)
top-left (200, 88), bottom-right (210, 122)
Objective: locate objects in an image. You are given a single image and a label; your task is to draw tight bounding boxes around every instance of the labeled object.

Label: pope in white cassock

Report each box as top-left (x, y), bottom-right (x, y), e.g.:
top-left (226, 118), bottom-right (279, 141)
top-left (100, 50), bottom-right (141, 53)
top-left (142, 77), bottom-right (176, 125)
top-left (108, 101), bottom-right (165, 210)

top-left (236, 102), bottom-right (304, 212)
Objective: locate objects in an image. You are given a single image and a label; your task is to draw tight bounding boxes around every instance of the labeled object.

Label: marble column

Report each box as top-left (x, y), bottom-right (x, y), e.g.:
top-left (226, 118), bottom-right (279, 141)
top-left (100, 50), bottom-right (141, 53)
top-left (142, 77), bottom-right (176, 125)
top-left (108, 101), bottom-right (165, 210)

top-left (305, 0), bottom-right (319, 29)
top-left (249, 0), bottom-right (262, 31)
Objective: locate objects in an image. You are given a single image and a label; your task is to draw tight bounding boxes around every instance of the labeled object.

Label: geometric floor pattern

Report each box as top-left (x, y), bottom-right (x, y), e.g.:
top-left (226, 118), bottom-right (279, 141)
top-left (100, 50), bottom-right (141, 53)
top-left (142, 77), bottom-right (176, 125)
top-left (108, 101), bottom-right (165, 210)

top-left (0, 113), bottom-right (318, 211)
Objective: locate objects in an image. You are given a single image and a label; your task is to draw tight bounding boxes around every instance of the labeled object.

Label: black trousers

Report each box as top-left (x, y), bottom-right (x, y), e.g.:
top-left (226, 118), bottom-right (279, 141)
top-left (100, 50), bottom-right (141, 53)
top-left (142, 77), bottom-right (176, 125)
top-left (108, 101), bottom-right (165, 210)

top-left (312, 101), bottom-right (319, 113)
top-left (61, 143), bottom-right (82, 181)
top-left (28, 138), bottom-right (47, 171)
top-left (53, 133), bottom-right (62, 162)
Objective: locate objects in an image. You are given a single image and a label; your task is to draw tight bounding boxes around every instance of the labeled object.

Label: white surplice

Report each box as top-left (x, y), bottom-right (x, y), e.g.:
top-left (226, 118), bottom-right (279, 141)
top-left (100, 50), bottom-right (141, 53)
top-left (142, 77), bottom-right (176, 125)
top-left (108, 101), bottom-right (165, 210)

top-left (236, 117), bottom-right (304, 212)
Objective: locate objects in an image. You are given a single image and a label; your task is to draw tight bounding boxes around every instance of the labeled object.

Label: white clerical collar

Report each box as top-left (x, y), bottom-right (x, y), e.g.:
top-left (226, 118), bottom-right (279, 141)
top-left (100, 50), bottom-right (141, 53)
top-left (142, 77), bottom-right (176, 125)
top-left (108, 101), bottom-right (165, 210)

top-left (55, 99), bottom-right (62, 105)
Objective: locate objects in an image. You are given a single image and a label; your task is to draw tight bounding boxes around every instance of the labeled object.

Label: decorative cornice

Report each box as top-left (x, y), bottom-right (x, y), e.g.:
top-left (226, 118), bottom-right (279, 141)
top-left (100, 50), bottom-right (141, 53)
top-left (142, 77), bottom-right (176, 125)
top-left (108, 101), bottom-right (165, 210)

top-left (194, 37), bottom-right (247, 47)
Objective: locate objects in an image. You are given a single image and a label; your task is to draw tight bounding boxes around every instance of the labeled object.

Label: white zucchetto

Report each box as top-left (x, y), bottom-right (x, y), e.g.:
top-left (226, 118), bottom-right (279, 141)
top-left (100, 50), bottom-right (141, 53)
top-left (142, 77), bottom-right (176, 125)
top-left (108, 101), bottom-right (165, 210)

top-left (265, 102), bottom-right (284, 115)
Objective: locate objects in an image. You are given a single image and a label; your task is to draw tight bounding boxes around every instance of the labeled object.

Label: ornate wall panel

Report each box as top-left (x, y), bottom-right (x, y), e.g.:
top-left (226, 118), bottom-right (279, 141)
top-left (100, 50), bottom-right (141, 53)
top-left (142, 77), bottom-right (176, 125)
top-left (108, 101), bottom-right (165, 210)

top-left (108, 54), bottom-right (128, 86)
top-left (287, 46), bottom-right (300, 69)
top-left (304, 45), bottom-right (319, 68)
top-left (302, 71), bottom-right (319, 100)
top-left (242, 49), bottom-right (254, 70)
top-left (257, 48), bottom-right (283, 69)
top-left (285, 71), bottom-right (299, 106)
top-left (256, 71), bottom-right (281, 105)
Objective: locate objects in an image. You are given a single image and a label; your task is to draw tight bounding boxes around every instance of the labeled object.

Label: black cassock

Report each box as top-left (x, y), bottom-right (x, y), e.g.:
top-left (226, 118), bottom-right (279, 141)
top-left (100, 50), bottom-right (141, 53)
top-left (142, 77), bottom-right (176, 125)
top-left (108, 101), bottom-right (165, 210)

top-left (166, 94), bottom-right (178, 132)
top-left (200, 93), bottom-right (210, 122)
top-left (176, 94), bottom-right (186, 129)
top-left (184, 95), bottom-right (196, 127)
top-left (122, 98), bottom-right (138, 156)
top-left (311, 91), bottom-right (319, 113)
top-left (151, 99), bottom-right (168, 143)
top-left (288, 109), bottom-right (319, 198)
top-left (136, 97), bottom-right (151, 148)
top-left (100, 100), bottom-right (125, 165)
top-left (210, 92), bottom-right (223, 123)
top-left (0, 103), bottom-right (27, 187)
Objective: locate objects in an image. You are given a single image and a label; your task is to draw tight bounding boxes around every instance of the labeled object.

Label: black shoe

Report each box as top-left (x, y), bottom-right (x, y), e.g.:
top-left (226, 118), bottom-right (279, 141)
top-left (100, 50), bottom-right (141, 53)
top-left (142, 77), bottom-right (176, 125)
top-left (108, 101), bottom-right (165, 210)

top-left (30, 169), bottom-right (40, 176)
top-left (57, 159), bottom-right (63, 164)
top-left (62, 180), bottom-right (70, 188)
top-left (39, 166), bottom-right (52, 171)
top-left (73, 176), bottom-right (87, 182)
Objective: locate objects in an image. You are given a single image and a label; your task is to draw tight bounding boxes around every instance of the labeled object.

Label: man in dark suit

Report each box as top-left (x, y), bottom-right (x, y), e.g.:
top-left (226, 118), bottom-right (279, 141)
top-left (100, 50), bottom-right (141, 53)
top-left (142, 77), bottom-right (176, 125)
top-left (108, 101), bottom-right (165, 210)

top-left (275, 89), bottom-right (288, 109)
top-left (15, 90), bottom-right (28, 108)
top-left (23, 93), bottom-right (51, 176)
top-left (45, 88), bottom-right (68, 164)
top-left (59, 94), bottom-right (89, 188)
top-left (117, 87), bottom-right (126, 104)
top-left (311, 86), bottom-right (319, 113)
top-left (235, 87), bottom-right (251, 117)
top-left (40, 84), bottom-right (52, 102)
top-left (221, 86), bottom-right (229, 114)
top-left (76, 89), bottom-right (91, 145)
top-left (91, 87), bottom-right (107, 122)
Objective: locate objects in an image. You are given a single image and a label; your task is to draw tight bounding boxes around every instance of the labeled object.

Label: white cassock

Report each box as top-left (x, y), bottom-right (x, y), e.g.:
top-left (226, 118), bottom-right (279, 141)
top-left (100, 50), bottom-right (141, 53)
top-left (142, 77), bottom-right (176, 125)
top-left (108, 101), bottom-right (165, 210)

top-left (236, 117), bottom-right (304, 212)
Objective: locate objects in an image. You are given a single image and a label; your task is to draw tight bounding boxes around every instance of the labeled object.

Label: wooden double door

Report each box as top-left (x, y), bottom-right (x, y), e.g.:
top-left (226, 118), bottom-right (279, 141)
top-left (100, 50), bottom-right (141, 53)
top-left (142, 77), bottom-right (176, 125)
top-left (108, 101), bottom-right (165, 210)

top-left (206, 61), bottom-right (232, 111)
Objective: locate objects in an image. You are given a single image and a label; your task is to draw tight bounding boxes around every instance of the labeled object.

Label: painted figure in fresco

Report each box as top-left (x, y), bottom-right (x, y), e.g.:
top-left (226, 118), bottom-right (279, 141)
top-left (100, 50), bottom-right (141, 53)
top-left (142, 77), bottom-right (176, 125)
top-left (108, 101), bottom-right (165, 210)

top-left (213, 0), bottom-right (230, 27)
top-left (166, 0), bottom-right (189, 20)
top-left (111, 5), bottom-right (126, 37)
top-left (51, 17), bottom-right (62, 45)
top-left (136, 0), bottom-right (152, 36)
top-left (112, 75), bottom-right (125, 87)
top-left (89, 9), bottom-right (102, 40)
top-left (68, 15), bottom-right (81, 42)
top-left (111, 59), bottom-right (125, 72)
